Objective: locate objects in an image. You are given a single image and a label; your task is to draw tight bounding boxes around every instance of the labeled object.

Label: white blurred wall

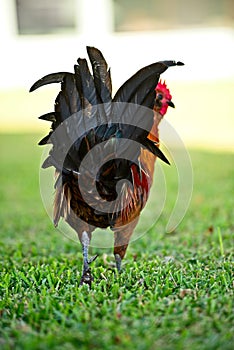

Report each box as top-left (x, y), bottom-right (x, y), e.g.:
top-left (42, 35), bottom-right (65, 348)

top-left (1, 0), bottom-right (234, 88)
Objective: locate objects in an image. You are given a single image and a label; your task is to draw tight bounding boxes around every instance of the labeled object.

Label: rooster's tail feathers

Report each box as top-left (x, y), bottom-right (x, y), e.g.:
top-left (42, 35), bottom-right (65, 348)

top-left (87, 46), bottom-right (112, 104)
top-left (30, 48), bottom-right (182, 172)
top-left (113, 60), bottom-right (183, 105)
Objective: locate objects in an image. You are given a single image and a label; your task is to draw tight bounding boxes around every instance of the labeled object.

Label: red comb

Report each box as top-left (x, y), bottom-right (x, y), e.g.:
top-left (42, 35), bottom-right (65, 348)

top-left (155, 80), bottom-right (172, 100)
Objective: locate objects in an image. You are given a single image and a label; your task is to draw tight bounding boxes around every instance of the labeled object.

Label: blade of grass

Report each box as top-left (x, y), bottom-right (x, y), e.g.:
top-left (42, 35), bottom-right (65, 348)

top-left (217, 227), bottom-right (224, 256)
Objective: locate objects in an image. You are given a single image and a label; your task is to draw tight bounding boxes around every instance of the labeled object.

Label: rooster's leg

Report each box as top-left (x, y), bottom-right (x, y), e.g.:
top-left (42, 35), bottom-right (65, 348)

top-left (114, 246), bottom-right (128, 272)
top-left (113, 220), bottom-right (139, 272)
top-left (113, 232), bottom-right (132, 272)
top-left (79, 231), bottom-right (93, 287)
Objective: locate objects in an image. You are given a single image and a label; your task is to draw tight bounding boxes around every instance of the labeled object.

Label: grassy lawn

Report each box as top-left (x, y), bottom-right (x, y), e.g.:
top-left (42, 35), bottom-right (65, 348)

top-left (0, 134), bottom-right (233, 350)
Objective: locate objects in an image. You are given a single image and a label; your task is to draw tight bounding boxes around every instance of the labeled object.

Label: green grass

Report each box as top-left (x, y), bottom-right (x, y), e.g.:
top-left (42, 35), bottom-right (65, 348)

top-left (0, 134), bottom-right (233, 350)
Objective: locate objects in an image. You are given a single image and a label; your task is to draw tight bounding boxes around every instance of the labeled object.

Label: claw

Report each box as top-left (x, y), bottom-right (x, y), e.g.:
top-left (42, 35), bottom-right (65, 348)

top-left (88, 254), bottom-right (98, 264)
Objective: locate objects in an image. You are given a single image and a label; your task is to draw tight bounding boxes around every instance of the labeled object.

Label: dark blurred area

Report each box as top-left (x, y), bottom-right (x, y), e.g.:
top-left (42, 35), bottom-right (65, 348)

top-left (114, 0), bottom-right (234, 31)
top-left (15, 0), bottom-right (234, 35)
top-left (16, 0), bottom-right (77, 35)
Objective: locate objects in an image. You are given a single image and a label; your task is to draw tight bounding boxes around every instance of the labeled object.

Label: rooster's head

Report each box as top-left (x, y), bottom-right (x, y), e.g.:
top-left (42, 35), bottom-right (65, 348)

top-left (155, 80), bottom-right (175, 116)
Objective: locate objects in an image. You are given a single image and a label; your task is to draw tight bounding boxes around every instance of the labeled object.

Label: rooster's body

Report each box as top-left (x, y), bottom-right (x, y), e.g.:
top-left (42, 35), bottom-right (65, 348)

top-left (30, 47), bottom-right (183, 285)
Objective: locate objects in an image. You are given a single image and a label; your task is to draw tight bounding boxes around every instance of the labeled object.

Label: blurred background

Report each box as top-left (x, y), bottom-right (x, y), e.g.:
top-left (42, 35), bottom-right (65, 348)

top-left (0, 0), bottom-right (234, 150)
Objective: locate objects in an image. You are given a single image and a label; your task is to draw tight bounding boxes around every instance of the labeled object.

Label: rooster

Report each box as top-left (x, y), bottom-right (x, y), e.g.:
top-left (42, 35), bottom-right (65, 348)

top-left (30, 47), bottom-right (183, 286)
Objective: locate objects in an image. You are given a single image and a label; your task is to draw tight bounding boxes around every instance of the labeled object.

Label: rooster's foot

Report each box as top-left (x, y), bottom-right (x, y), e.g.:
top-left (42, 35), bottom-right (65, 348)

top-left (79, 253), bottom-right (98, 287)
top-left (79, 267), bottom-right (93, 287)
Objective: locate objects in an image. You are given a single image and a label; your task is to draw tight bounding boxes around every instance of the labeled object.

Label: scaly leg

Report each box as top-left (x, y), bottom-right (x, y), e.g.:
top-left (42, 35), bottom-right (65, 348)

top-left (114, 234), bottom-right (132, 273)
top-left (114, 252), bottom-right (123, 272)
top-left (79, 231), bottom-right (97, 287)
top-left (113, 219), bottom-right (140, 272)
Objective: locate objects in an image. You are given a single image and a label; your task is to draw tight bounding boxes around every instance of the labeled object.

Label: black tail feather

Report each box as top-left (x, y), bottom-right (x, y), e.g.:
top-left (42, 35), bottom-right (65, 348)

top-left (86, 46), bottom-right (112, 104)
top-left (39, 112), bottom-right (57, 122)
top-left (142, 138), bottom-right (170, 164)
top-left (38, 132), bottom-right (52, 145)
top-left (77, 58), bottom-right (97, 109)
top-left (31, 47), bottom-right (183, 175)
top-left (113, 60), bottom-right (183, 105)
top-left (29, 72), bottom-right (71, 92)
